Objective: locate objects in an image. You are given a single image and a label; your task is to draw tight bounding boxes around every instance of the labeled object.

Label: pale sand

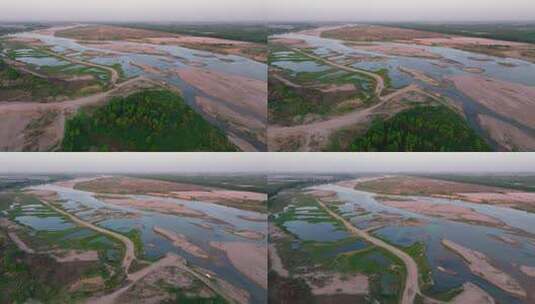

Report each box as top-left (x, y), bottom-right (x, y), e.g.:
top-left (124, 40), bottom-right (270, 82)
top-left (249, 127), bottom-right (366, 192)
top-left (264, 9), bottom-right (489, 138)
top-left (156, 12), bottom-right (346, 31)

top-left (102, 198), bottom-right (205, 218)
top-left (237, 214), bottom-right (267, 222)
top-left (170, 190), bottom-right (267, 203)
top-left (176, 67), bottom-right (267, 120)
top-left (442, 239), bottom-right (526, 298)
top-left (354, 44), bottom-right (442, 59)
top-left (450, 282), bottom-right (495, 304)
top-left (53, 250), bottom-right (99, 263)
top-left (226, 229), bottom-right (265, 241)
top-left (54, 176), bottom-right (105, 189)
top-left (455, 191), bottom-right (535, 209)
top-left (399, 67), bottom-right (441, 86)
top-left (153, 226), bottom-right (208, 259)
top-left (478, 114), bottom-right (535, 151)
top-left (381, 199), bottom-right (504, 226)
top-left (305, 272), bottom-right (369, 296)
top-left (520, 265), bottom-right (535, 277)
top-left (69, 276), bottom-right (105, 293)
top-left (270, 38), bottom-right (310, 48)
top-left (448, 75), bottom-right (535, 129)
top-left (415, 36), bottom-right (524, 47)
top-left (269, 244), bottom-right (289, 277)
top-left (210, 241), bottom-right (267, 289)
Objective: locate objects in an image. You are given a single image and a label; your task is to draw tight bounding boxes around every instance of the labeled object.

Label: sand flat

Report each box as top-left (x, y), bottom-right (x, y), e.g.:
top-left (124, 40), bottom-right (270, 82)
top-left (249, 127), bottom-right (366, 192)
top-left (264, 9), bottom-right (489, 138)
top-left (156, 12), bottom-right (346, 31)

top-left (442, 239), bottom-right (526, 298)
top-left (210, 241), bottom-right (267, 289)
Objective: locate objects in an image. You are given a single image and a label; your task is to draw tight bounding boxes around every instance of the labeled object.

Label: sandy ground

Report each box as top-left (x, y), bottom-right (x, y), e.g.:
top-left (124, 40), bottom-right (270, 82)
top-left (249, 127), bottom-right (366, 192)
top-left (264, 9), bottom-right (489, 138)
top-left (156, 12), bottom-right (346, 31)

top-left (321, 25), bottom-right (444, 41)
top-left (69, 276), bottom-right (105, 293)
top-left (304, 272), bottom-right (369, 296)
top-left (54, 176), bottom-right (106, 189)
top-left (53, 250), bottom-right (99, 263)
top-left (75, 176), bottom-right (209, 194)
top-left (225, 229), bottom-right (265, 241)
top-left (415, 36), bottom-right (524, 47)
top-left (7, 232), bottom-right (35, 254)
top-left (352, 44), bottom-right (442, 59)
top-left (478, 114), bottom-right (535, 151)
top-left (454, 192), bottom-right (535, 209)
top-left (442, 239), bottom-right (526, 298)
top-left (448, 282), bottom-right (495, 304)
top-left (56, 25), bottom-right (265, 62)
top-left (270, 37), bottom-right (310, 48)
top-left (0, 76), bottom-right (156, 151)
top-left (268, 244), bottom-right (289, 277)
top-left (336, 176), bottom-right (390, 188)
top-left (176, 67), bottom-right (266, 135)
top-left (268, 83), bottom-right (427, 151)
top-left (315, 199), bottom-right (421, 304)
top-left (210, 241), bottom-right (268, 289)
top-left (355, 175), bottom-right (510, 196)
top-left (448, 75), bottom-right (535, 129)
top-left (38, 198), bottom-right (136, 273)
top-left (237, 214), bottom-right (267, 222)
top-left (170, 190), bottom-right (267, 203)
top-left (102, 197), bottom-right (206, 218)
top-left (153, 226), bottom-right (208, 259)
top-left (399, 67), bottom-right (441, 86)
top-left (520, 265), bottom-right (535, 277)
top-left (175, 67), bottom-right (267, 150)
top-left (379, 199), bottom-right (504, 227)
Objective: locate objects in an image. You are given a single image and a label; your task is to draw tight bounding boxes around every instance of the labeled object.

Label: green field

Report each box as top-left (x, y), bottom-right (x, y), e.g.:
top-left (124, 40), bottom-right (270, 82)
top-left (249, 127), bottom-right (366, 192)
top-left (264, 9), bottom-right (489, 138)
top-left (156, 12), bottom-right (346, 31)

top-left (343, 105), bottom-right (492, 152)
top-left (62, 90), bottom-right (238, 152)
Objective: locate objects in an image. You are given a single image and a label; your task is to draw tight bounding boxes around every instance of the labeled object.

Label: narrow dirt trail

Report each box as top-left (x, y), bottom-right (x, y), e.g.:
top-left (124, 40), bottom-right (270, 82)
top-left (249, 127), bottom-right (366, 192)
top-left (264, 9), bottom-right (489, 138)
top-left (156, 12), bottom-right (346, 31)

top-left (268, 84), bottom-right (419, 150)
top-left (292, 48), bottom-right (385, 96)
top-left (315, 199), bottom-right (420, 304)
top-left (41, 49), bottom-right (120, 85)
top-left (38, 199), bottom-right (135, 272)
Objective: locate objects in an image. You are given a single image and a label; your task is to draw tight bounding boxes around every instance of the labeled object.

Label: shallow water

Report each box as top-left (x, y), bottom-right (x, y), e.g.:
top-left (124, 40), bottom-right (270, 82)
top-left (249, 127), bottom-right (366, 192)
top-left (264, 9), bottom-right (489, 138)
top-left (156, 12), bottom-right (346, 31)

top-left (273, 32), bottom-right (535, 149)
top-left (312, 184), bottom-right (535, 303)
top-left (9, 30), bottom-right (267, 150)
top-left (30, 183), bottom-right (267, 303)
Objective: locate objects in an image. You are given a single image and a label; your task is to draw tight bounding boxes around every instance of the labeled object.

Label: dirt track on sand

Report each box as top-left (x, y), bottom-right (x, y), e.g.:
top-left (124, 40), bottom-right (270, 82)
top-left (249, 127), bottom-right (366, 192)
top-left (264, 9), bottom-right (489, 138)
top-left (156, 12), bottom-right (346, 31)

top-left (0, 76), bottom-right (155, 151)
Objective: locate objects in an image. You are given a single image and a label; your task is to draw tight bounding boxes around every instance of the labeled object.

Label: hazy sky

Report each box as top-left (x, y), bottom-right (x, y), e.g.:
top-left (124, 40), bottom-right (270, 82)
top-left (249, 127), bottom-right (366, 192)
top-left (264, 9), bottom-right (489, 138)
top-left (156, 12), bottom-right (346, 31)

top-left (1, 0), bottom-right (267, 22)
top-left (0, 153), bottom-right (534, 174)
top-left (2, 0), bottom-right (533, 22)
top-left (269, 0), bottom-right (535, 22)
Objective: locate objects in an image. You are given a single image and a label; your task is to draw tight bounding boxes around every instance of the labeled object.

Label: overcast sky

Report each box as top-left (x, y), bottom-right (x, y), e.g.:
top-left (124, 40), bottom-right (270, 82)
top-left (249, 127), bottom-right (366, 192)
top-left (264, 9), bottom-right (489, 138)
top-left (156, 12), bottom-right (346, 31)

top-left (1, 0), bottom-right (533, 22)
top-left (0, 153), bottom-right (534, 174)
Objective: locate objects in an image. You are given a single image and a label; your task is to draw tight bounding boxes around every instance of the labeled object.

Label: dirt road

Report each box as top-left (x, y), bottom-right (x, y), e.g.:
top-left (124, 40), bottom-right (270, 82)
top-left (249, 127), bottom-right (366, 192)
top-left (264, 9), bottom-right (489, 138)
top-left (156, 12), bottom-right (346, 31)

top-left (292, 48), bottom-right (385, 96)
top-left (268, 84), bottom-right (419, 151)
top-left (38, 199), bottom-right (135, 272)
top-left (315, 199), bottom-right (420, 304)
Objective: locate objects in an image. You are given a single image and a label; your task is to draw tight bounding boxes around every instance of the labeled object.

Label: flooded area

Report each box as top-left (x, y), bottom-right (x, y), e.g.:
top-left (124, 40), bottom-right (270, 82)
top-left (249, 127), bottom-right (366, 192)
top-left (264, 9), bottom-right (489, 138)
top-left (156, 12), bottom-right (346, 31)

top-left (272, 29), bottom-right (535, 151)
top-left (312, 182), bottom-right (535, 303)
top-left (24, 181), bottom-right (267, 303)
top-left (5, 26), bottom-right (268, 151)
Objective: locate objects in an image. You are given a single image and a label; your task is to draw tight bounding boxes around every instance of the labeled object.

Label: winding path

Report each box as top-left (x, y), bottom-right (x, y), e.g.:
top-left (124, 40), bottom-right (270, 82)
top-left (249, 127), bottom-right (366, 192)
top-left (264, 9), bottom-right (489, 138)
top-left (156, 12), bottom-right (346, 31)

top-left (38, 199), bottom-right (135, 272)
top-left (315, 199), bottom-right (420, 304)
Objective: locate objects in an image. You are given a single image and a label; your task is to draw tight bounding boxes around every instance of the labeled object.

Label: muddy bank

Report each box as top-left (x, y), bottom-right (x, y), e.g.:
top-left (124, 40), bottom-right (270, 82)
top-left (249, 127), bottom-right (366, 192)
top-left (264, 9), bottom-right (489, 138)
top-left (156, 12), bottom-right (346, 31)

top-left (210, 241), bottom-right (267, 289)
top-left (379, 198), bottom-right (504, 227)
top-left (450, 282), bottom-right (495, 304)
top-left (101, 197), bottom-right (206, 218)
top-left (448, 75), bottom-right (535, 130)
top-left (153, 226), bottom-right (208, 259)
top-left (442, 239), bottom-right (526, 298)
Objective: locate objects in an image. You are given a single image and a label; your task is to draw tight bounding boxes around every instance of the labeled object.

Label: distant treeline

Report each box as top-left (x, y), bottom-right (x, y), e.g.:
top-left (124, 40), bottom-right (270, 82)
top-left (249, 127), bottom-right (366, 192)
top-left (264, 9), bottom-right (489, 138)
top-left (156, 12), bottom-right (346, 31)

top-left (386, 22), bottom-right (535, 44)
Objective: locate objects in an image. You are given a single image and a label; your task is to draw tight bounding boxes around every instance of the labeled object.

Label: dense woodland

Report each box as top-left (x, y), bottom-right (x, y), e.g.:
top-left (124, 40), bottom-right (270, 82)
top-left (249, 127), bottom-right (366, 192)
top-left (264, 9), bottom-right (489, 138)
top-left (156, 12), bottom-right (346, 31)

top-left (349, 106), bottom-right (492, 152)
top-left (62, 90), bottom-right (237, 152)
